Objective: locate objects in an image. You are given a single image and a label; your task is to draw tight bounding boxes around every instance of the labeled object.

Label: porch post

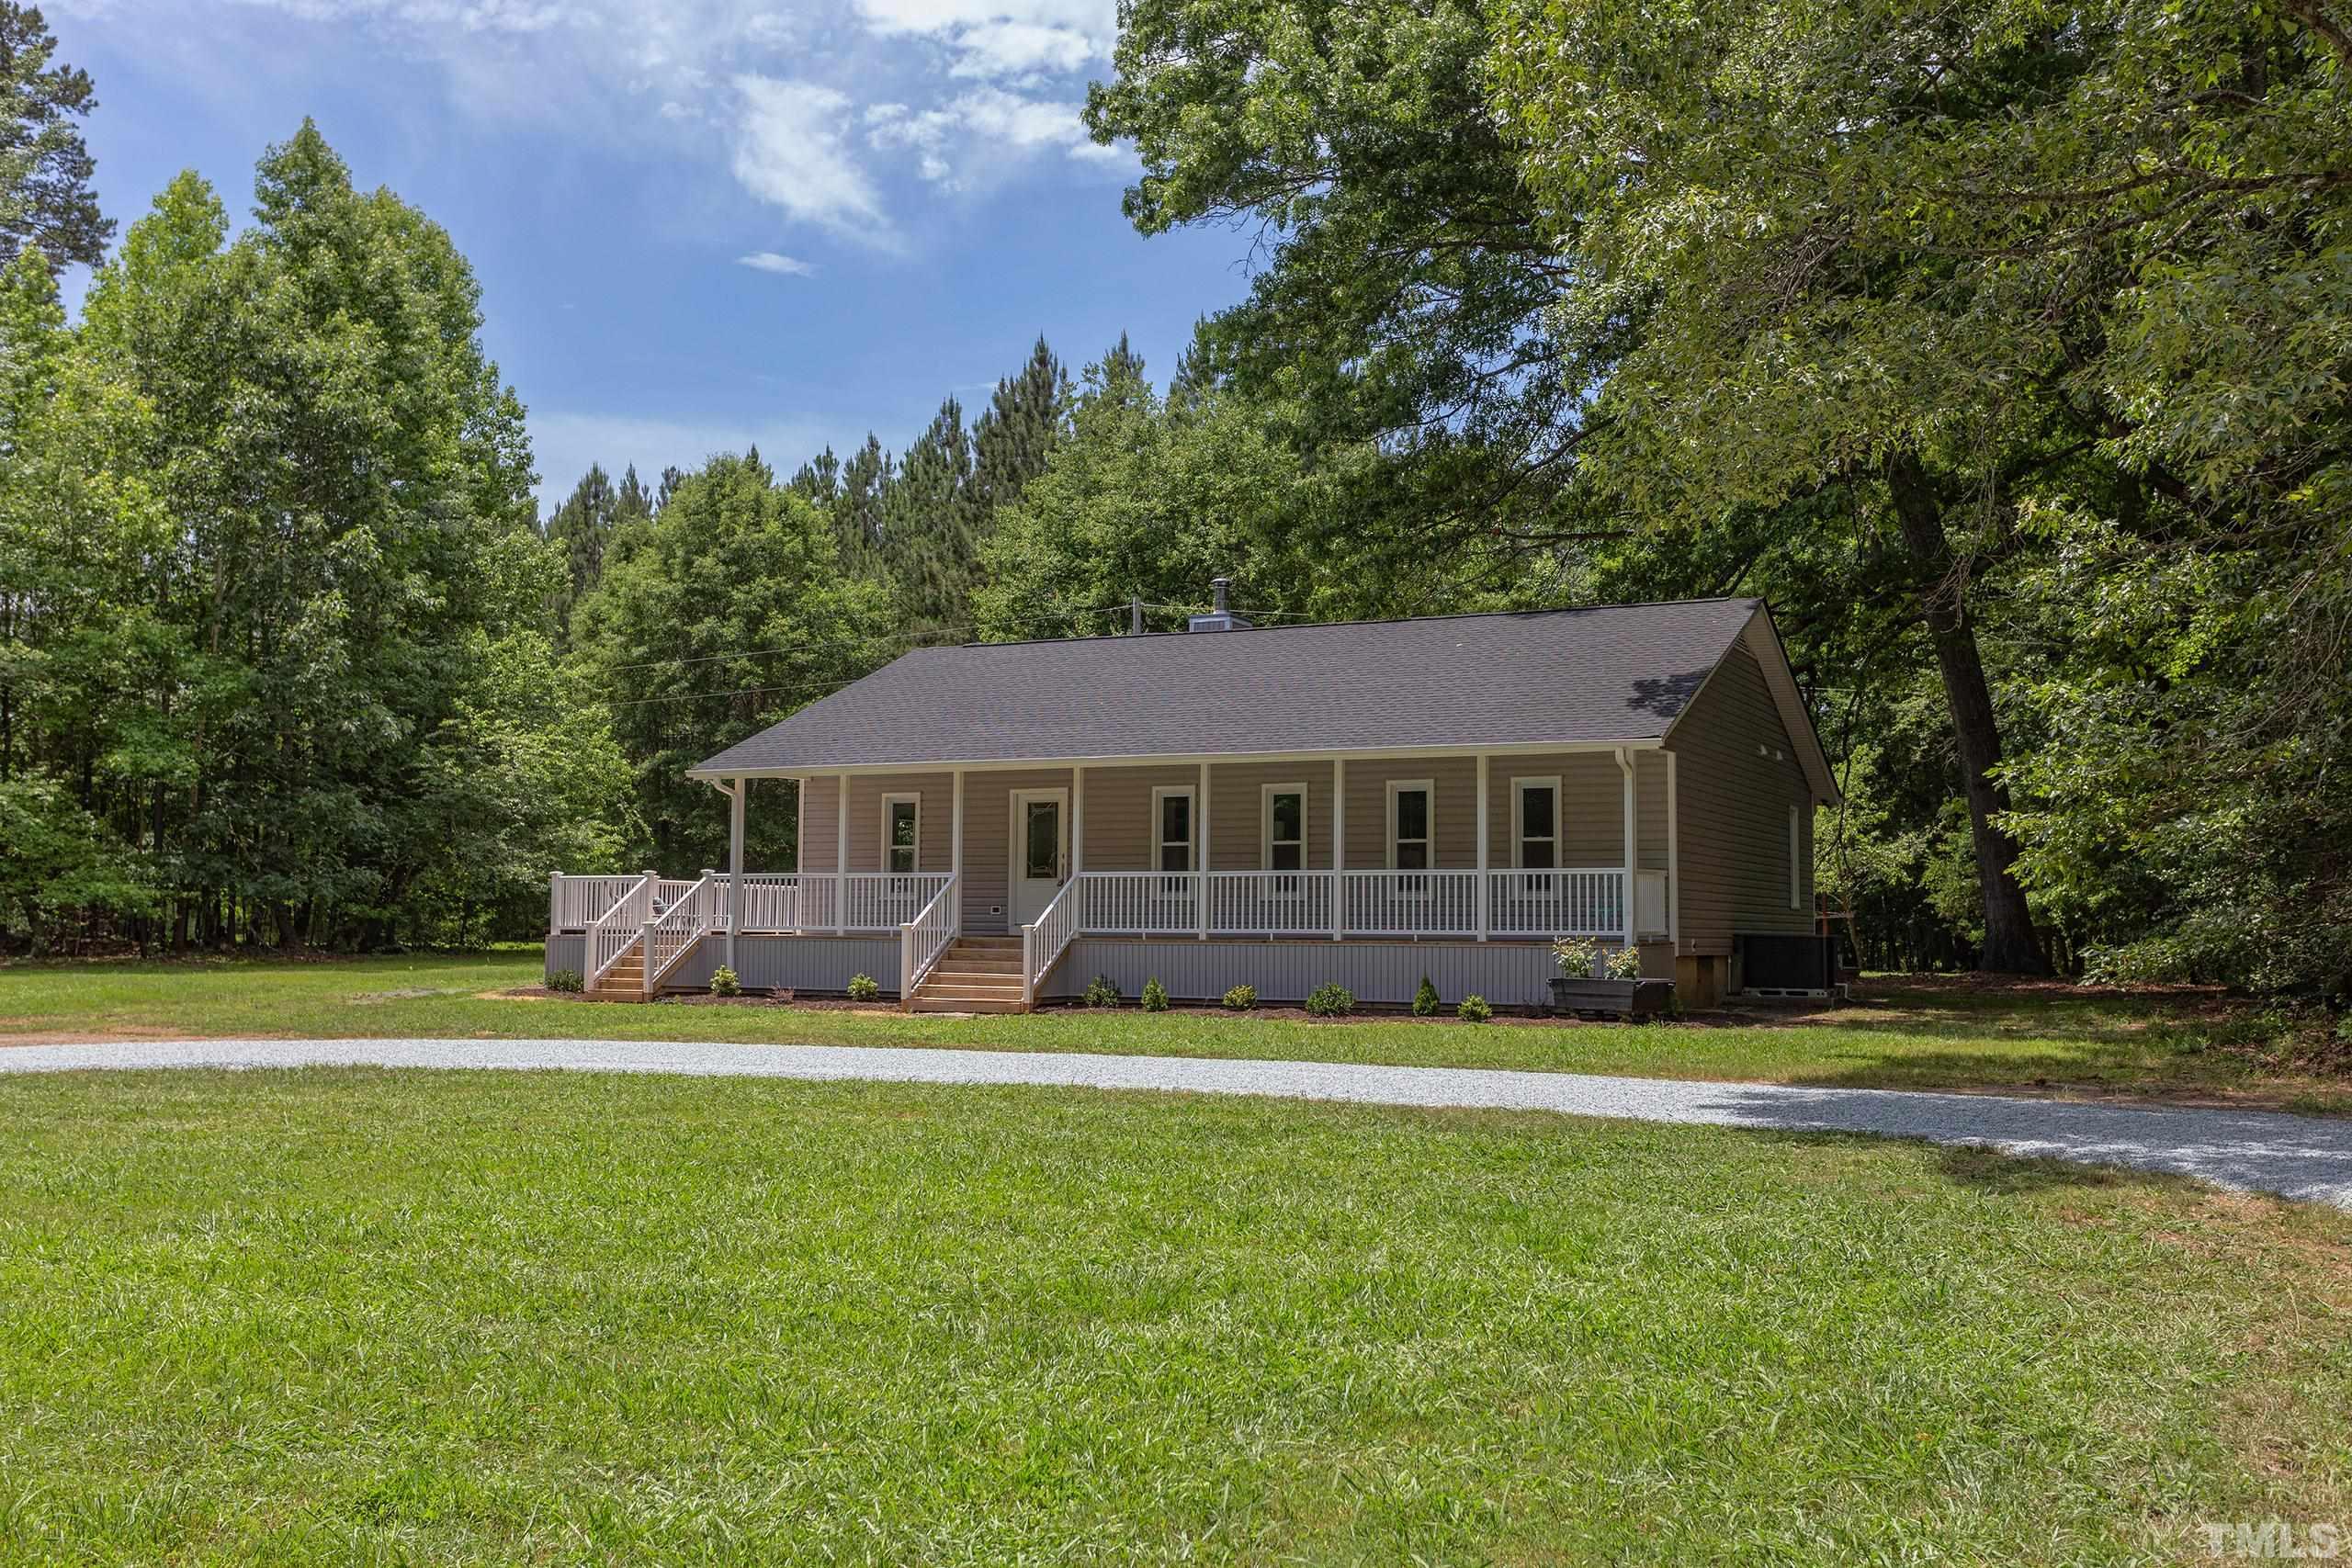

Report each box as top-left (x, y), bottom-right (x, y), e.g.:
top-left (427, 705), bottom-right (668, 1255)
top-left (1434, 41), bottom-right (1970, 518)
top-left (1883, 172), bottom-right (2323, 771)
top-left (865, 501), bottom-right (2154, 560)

top-left (1071, 765), bottom-right (1085, 879)
top-left (1665, 749), bottom-right (1679, 947)
top-left (834, 772), bottom-right (849, 936)
top-left (1475, 752), bottom-right (1489, 942)
top-left (951, 768), bottom-right (965, 919)
top-left (1196, 760), bottom-right (1210, 941)
top-left (727, 776), bottom-right (745, 970)
top-left (1330, 756), bottom-right (1345, 942)
top-left (1616, 747), bottom-right (1637, 951)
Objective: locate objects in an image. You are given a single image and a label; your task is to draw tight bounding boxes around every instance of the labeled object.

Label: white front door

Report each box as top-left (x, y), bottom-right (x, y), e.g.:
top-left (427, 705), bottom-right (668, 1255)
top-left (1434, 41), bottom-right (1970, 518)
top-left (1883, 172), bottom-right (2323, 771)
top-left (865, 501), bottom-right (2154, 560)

top-left (1008, 788), bottom-right (1069, 929)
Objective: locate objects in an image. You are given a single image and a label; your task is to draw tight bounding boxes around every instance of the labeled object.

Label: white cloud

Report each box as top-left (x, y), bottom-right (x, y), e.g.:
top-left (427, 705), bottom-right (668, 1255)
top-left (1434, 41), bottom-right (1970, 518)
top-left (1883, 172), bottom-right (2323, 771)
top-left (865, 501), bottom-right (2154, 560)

top-left (865, 86), bottom-right (1113, 189)
top-left (737, 251), bottom-right (817, 276)
top-left (731, 75), bottom-right (895, 247)
top-left (852, 0), bottom-right (1115, 79)
top-left (946, 20), bottom-right (1097, 78)
top-left (61, 0), bottom-right (1133, 247)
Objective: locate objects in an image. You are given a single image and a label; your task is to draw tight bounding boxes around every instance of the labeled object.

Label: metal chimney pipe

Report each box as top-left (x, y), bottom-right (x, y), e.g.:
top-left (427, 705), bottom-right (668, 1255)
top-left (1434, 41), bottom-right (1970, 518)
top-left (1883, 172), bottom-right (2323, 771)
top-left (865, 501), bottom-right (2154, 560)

top-left (1211, 577), bottom-right (1231, 615)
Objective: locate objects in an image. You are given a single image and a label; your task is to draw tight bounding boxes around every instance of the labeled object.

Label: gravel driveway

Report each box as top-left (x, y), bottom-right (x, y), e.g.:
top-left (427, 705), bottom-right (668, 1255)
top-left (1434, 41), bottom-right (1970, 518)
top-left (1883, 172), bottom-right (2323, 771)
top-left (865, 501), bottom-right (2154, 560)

top-left (7, 1036), bottom-right (2350, 1207)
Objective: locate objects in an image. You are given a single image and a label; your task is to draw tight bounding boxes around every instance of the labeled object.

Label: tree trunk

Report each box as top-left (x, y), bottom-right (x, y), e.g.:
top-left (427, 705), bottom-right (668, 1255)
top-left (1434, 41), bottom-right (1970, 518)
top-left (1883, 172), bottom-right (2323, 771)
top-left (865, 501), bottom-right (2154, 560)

top-left (1886, 452), bottom-right (2051, 976)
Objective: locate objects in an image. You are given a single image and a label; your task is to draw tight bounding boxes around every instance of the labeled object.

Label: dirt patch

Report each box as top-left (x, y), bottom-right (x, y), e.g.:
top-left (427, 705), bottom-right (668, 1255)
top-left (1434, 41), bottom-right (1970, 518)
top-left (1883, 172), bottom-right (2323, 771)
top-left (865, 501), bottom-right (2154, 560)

top-left (0, 1027), bottom-right (281, 1046)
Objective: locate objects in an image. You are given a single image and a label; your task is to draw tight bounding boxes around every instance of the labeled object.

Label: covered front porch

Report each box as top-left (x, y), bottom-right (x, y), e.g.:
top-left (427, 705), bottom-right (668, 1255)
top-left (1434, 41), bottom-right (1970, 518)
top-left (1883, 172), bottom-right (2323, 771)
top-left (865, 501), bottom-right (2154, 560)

top-left (549, 743), bottom-right (1679, 1008)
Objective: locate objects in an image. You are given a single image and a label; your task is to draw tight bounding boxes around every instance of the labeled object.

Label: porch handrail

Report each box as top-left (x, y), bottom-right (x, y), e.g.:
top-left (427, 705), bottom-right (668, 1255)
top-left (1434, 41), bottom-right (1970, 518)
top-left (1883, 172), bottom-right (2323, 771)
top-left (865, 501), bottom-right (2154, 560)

top-left (645, 873), bottom-right (727, 991)
top-left (1486, 868), bottom-right (1624, 937)
top-left (1057, 868), bottom-right (1631, 942)
top-left (549, 874), bottom-right (641, 931)
top-left (1021, 876), bottom-right (1081, 1004)
top-left (898, 874), bottom-right (961, 998)
top-left (585, 872), bottom-right (656, 990)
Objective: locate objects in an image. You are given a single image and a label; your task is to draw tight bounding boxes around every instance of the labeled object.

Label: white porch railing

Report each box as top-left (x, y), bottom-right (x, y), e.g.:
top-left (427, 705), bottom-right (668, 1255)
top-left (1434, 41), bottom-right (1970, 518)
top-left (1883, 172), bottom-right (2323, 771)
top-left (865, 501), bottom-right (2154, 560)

top-left (1022, 877), bottom-right (1081, 1003)
top-left (1486, 869), bottom-right (1627, 938)
top-left (667, 872), bottom-right (956, 934)
top-left (1068, 869), bottom-right (1632, 940)
top-left (899, 874), bottom-right (960, 997)
top-left (560, 868), bottom-right (1638, 968)
top-left (550, 874), bottom-right (644, 930)
top-left (646, 874), bottom-right (726, 989)
top-left (1079, 871), bottom-right (1200, 935)
top-left (1343, 870), bottom-right (1479, 936)
top-left (585, 873), bottom-right (656, 991)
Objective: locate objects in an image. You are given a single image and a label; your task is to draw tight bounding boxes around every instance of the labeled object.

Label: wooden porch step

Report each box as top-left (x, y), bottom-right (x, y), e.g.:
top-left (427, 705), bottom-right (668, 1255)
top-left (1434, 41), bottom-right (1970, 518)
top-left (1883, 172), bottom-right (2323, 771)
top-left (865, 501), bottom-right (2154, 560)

top-left (904, 934), bottom-right (1035, 1013)
top-left (919, 981), bottom-right (1025, 1001)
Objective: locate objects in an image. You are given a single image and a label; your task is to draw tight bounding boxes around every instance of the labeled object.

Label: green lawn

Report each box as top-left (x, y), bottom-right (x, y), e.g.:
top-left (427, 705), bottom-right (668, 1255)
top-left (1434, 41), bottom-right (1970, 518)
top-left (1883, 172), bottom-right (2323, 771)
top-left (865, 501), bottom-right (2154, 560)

top-left (2, 950), bottom-right (2343, 1109)
top-left (2, 1067), bottom-right (2346, 1562)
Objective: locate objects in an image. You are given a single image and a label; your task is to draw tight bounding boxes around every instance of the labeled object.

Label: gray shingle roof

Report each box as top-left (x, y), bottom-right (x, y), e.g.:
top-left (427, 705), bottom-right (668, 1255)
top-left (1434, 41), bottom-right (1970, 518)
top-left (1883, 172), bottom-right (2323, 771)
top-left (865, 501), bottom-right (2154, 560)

top-left (693, 598), bottom-right (1770, 774)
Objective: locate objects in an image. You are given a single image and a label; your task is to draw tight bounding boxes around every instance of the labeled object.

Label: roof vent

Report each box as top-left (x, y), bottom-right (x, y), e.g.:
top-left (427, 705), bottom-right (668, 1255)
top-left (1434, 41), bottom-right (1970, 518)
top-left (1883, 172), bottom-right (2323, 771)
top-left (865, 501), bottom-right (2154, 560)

top-left (1187, 576), bottom-right (1253, 632)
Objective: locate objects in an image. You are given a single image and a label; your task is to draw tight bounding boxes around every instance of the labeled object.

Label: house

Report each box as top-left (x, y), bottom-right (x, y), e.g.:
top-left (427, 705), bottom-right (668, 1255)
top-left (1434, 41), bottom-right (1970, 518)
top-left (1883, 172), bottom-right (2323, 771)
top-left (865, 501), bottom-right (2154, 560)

top-left (547, 591), bottom-right (1838, 1012)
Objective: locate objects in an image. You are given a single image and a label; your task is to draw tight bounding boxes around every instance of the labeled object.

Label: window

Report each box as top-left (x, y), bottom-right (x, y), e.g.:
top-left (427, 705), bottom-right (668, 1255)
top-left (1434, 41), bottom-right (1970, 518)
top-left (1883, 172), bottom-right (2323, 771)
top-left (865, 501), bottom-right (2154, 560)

top-left (882, 795), bottom-right (921, 875)
top-left (1387, 780), bottom-right (1434, 887)
top-left (1789, 803), bottom-right (1803, 909)
top-left (1514, 778), bottom-right (1559, 871)
top-left (1152, 786), bottom-right (1195, 881)
top-left (1023, 799), bottom-right (1060, 881)
top-left (1262, 784), bottom-right (1306, 871)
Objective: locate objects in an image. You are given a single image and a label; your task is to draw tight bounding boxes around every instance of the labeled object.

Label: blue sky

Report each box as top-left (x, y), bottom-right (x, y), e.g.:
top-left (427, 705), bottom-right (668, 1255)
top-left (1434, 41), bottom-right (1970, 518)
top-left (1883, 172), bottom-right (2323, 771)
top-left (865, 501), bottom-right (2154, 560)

top-left (47, 0), bottom-right (1255, 504)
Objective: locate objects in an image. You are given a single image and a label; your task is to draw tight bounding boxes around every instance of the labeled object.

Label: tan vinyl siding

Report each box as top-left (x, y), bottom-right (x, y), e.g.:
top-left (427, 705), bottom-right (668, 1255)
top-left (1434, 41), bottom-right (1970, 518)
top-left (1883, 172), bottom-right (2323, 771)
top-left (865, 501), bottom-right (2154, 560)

top-left (1206, 761), bottom-right (1335, 871)
top-left (1076, 764), bottom-right (1199, 870)
top-left (1668, 648), bottom-right (1814, 955)
top-left (793, 773), bottom-right (953, 873)
top-left (1343, 756), bottom-right (1479, 867)
top-left (1637, 750), bottom-right (1668, 873)
top-left (959, 768), bottom-right (1071, 932)
top-left (1483, 752), bottom-right (1633, 868)
top-left (799, 776), bottom-right (837, 872)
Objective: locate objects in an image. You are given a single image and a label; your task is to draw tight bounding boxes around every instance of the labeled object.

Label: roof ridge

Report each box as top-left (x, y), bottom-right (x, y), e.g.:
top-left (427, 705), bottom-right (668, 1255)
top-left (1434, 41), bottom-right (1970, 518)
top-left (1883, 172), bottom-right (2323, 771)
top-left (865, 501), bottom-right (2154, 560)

top-left (943, 596), bottom-right (1759, 651)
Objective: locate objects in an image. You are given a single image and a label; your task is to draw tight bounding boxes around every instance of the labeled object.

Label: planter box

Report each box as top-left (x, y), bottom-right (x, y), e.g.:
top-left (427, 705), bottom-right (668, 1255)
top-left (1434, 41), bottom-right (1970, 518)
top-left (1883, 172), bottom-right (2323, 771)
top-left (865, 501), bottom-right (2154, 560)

top-left (1548, 976), bottom-right (1674, 1021)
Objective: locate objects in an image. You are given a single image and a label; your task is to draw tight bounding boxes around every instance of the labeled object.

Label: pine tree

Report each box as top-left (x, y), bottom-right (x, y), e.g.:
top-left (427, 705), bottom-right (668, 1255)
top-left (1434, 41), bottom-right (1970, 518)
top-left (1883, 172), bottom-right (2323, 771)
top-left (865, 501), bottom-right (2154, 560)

top-left (0, 4), bottom-right (112, 268)
top-left (789, 446), bottom-right (840, 506)
top-left (655, 465), bottom-right (686, 512)
top-left (970, 334), bottom-right (1066, 515)
top-left (833, 434), bottom-right (892, 571)
top-left (881, 397), bottom-right (979, 636)
top-left (542, 463), bottom-right (617, 643)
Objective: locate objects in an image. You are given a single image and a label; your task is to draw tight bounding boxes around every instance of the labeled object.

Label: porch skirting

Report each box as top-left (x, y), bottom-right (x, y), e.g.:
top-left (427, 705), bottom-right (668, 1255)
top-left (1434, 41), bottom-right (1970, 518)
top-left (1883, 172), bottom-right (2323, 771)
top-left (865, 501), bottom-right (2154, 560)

top-left (545, 932), bottom-right (903, 997)
top-left (1043, 938), bottom-right (1566, 1010)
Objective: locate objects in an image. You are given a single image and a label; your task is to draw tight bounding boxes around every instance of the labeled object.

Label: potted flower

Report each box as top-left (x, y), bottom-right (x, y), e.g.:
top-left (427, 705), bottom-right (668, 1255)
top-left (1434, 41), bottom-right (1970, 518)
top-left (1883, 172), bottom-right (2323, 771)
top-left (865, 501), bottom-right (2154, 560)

top-left (1549, 937), bottom-right (1674, 1020)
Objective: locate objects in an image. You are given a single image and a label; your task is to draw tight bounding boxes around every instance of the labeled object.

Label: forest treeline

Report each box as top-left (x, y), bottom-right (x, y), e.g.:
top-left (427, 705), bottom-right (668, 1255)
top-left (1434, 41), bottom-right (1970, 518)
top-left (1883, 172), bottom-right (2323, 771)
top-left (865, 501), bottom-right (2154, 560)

top-left (1, 0), bottom-right (2346, 994)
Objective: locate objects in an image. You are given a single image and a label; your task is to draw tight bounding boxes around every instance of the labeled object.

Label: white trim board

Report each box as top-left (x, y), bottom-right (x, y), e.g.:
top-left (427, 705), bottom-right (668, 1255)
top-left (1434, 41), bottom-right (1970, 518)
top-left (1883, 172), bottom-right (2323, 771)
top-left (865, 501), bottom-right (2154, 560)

top-left (690, 738), bottom-right (1665, 782)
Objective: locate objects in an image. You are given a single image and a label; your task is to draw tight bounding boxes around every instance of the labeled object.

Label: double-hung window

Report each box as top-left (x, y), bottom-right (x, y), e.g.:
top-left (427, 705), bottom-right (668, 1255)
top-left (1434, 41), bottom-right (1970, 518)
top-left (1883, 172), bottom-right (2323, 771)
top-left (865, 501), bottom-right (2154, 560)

top-left (1388, 780), bottom-right (1434, 894)
top-left (1153, 787), bottom-right (1196, 905)
top-left (1515, 777), bottom-right (1559, 894)
top-left (882, 795), bottom-right (921, 874)
top-left (1263, 784), bottom-right (1306, 900)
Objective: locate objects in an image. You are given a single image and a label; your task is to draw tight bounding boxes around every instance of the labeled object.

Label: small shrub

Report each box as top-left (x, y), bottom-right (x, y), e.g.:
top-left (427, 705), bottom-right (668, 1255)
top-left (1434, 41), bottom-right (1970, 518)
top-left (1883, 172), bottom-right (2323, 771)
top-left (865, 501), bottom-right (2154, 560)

top-left (1140, 976), bottom-right (1170, 1012)
top-left (709, 964), bottom-right (741, 998)
top-left (1412, 976), bottom-right (1441, 1017)
top-left (1305, 981), bottom-right (1355, 1018)
top-left (1221, 984), bottom-right (1258, 1011)
top-left (1083, 975), bottom-right (1121, 1009)
top-left (547, 968), bottom-right (582, 994)
top-left (846, 973), bottom-right (881, 1002)
top-left (1552, 936), bottom-right (1601, 978)
top-left (1457, 993), bottom-right (1493, 1023)
top-left (1604, 944), bottom-right (1645, 980)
